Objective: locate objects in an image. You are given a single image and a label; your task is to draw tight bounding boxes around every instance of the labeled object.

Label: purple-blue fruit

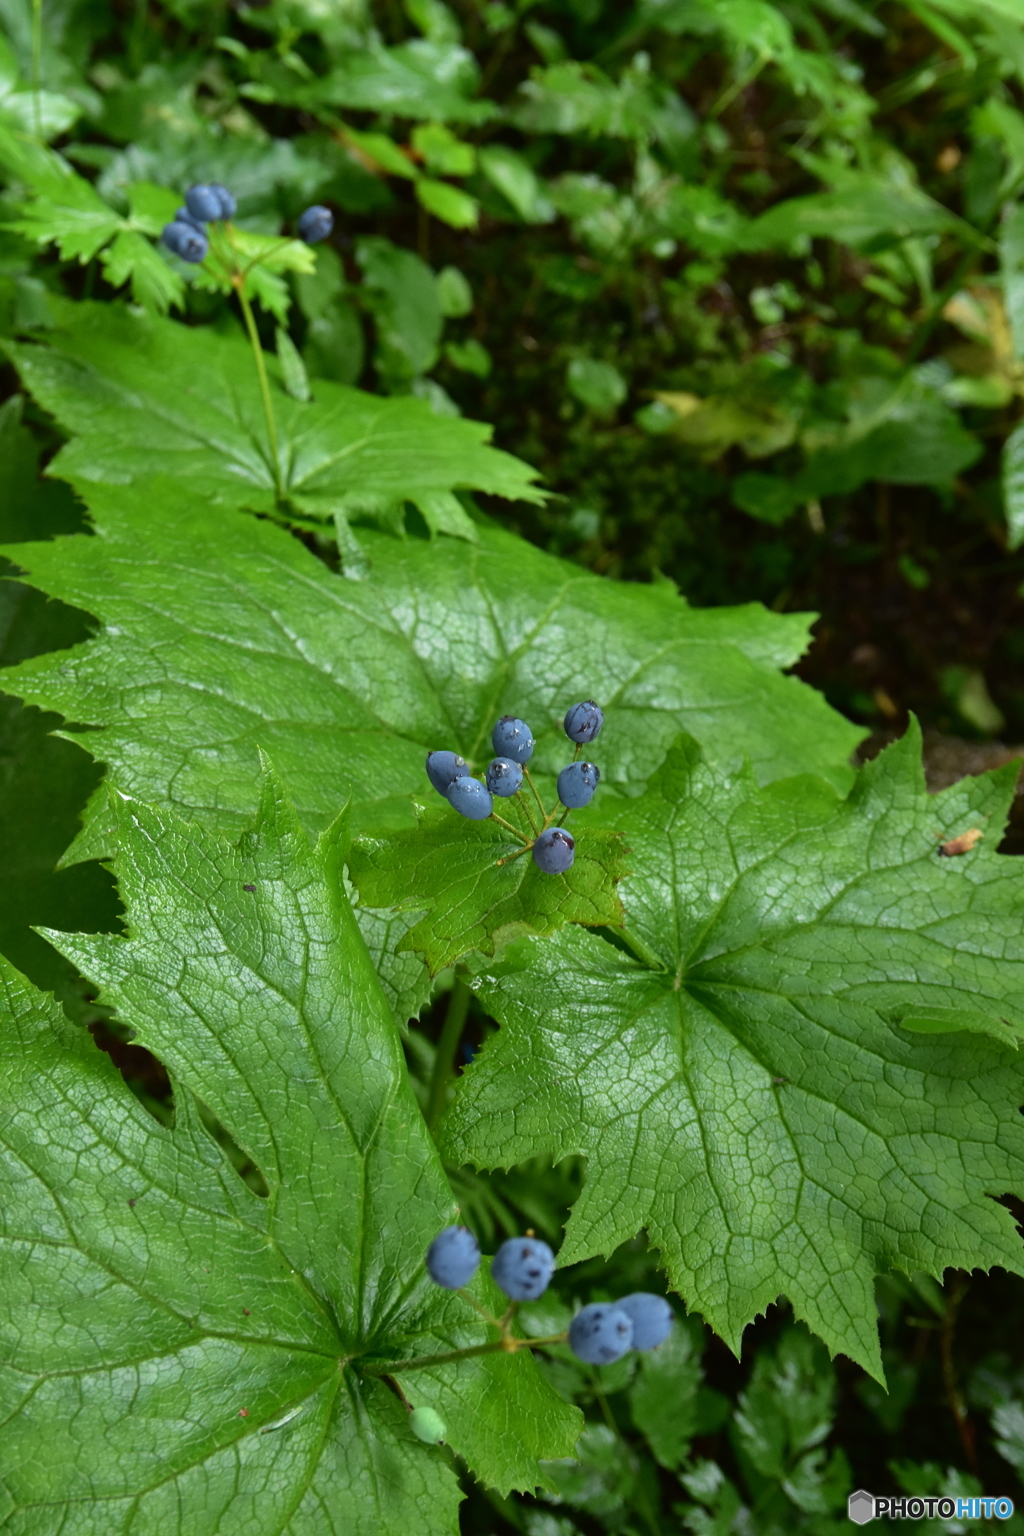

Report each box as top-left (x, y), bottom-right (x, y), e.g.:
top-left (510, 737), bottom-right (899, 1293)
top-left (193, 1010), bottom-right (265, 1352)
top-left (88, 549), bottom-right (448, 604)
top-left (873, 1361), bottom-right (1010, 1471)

top-left (569, 1303), bottom-right (634, 1364)
top-left (447, 775), bottom-right (492, 820)
top-left (175, 205), bottom-right (205, 232)
top-left (491, 716), bottom-right (534, 764)
top-left (185, 184), bottom-right (227, 223)
top-left (210, 183), bottom-right (236, 219)
top-left (491, 1236), bottom-right (555, 1300)
top-left (297, 205), bottom-right (334, 244)
top-left (557, 761), bottom-right (600, 809)
top-left (616, 1293), bottom-right (674, 1351)
top-left (486, 757), bottom-right (523, 797)
top-left (426, 1226), bottom-right (480, 1289)
top-left (162, 221), bottom-right (208, 264)
top-left (564, 700), bottom-right (603, 744)
top-left (426, 750), bottom-right (467, 796)
top-left (532, 827), bottom-right (574, 874)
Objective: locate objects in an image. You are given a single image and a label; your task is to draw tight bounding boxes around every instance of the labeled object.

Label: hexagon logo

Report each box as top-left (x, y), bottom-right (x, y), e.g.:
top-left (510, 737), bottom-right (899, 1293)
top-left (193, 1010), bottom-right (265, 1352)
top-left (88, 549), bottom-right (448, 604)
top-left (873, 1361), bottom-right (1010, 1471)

top-left (848, 1489), bottom-right (875, 1525)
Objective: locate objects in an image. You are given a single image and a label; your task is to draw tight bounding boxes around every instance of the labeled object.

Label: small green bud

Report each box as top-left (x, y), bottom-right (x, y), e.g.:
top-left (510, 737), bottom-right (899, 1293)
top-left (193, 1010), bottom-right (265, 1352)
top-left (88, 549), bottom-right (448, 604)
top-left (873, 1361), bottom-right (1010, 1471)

top-left (409, 1405), bottom-right (447, 1444)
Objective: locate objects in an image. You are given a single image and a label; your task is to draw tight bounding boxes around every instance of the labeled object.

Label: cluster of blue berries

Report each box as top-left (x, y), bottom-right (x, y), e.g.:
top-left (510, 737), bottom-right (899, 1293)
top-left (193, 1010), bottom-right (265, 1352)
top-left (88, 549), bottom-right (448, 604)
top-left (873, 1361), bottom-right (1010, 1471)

top-left (425, 1225), bottom-right (673, 1366)
top-left (161, 183), bottom-right (334, 265)
top-left (425, 701), bottom-right (604, 874)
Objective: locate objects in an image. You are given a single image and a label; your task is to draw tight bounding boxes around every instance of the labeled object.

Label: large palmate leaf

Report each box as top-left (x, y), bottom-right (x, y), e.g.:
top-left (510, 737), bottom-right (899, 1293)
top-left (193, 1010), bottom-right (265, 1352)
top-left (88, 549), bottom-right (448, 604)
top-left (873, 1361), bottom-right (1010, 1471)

top-left (441, 726), bottom-right (1024, 1377)
top-left (0, 478), bottom-right (862, 875)
top-left (0, 396), bottom-right (119, 1010)
top-left (350, 802), bottom-right (630, 974)
top-left (3, 297), bottom-right (544, 543)
top-left (0, 767), bottom-right (581, 1533)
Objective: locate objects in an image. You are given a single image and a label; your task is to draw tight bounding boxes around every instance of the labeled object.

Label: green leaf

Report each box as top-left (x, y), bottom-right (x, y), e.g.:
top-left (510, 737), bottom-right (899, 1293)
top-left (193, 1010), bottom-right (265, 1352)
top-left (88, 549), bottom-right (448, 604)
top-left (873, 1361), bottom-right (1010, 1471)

top-left (356, 236), bottom-right (444, 383)
top-left (0, 396), bottom-right (120, 1011)
top-left (416, 177), bottom-right (480, 229)
top-left (478, 145), bottom-right (553, 223)
top-left (629, 1315), bottom-right (706, 1470)
top-left (890, 1004), bottom-right (1020, 1048)
top-left (4, 297), bottom-right (544, 529)
top-left (440, 727), bottom-right (1024, 1376)
top-left (436, 264), bottom-right (473, 316)
top-left (0, 128), bottom-right (185, 313)
top-left (299, 40), bottom-right (497, 125)
top-left (1004, 421), bottom-right (1024, 551)
top-left (732, 471), bottom-right (804, 525)
top-left (0, 484), bottom-right (863, 871)
top-left (745, 178), bottom-right (968, 252)
top-left (412, 123), bottom-right (476, 177)
top-left (0, 765), bottom-right (581, 1529)
top-left (566, 356), bottom-right (627, 414)
top-left (349, 805), bottom-right (629, 973)
top-left (276, 324), bottom-right (312, 402)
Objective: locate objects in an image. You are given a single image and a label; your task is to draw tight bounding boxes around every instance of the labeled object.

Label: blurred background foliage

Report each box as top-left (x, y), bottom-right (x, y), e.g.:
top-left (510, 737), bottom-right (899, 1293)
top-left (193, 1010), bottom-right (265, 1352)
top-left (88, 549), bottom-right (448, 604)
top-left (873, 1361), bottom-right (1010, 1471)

top-left (5, 0), bottom-right (1024, 1527)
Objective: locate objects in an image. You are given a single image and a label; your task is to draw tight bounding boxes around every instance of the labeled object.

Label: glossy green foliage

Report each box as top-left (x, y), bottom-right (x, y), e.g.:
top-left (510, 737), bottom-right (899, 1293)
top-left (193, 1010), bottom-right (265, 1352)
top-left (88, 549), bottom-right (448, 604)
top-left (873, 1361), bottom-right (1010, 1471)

top-left (0, 478), bottom-right (862, 870)
top-left (441, 728), bottom-right (1024, 1376)
top-left (3, 297), bottom-right (544, 547)
top-left (350, 808), bottom-right (629, 974)
top-left (0, 765), bottom-right (581, 1532)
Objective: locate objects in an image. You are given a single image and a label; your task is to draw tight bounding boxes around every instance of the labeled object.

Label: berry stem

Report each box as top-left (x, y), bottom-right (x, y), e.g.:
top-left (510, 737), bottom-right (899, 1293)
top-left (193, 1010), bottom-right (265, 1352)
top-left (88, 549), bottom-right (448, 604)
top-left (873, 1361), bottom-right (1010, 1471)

top-left (495, 844), bottom-right (532, 867)
top-left (489, 811), bottom-right (531, 844)
top-left (522, 766), bottom-right (547, 822)
top-left (573, 742), bottom-right (582, 763)
top-left (457, 1289), bottom-right (505, 1330)
top-left (425, 974), bottom-right (471, 1132)
top-left (515, 789), bottom-right (540, 836)
top-left (365, 1331), bottom-right (569, 1377)
top-left (234, 276), bottom-right (282, 498)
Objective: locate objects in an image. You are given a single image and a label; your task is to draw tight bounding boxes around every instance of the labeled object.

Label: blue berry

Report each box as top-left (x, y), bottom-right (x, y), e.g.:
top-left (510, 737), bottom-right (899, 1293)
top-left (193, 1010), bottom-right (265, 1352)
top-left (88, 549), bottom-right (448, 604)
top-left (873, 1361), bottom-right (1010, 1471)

top-left (491, 716), bottom-right (534, 764)
top-left (569, 1303), bottom-right (634, 1365)
top-left (410, 1406), bottom-right (446, 1444)
top-left (616, 1293), bottom-right (674, 1351)
top-left (532, 827), bottom-right (574, 874)
top-left (297, 204), bottom-right (334, 244)
top-left (426, 1225), bottom-right (480, 1289)
top-left (564, 701), bottom-right (603, 744)
top-left (486, 757), bottom-right (523, 797)
top-left (185, 184), bottom-right (228, 223)
top-left (447, 775), bottom-right (493, 820)
top-left (557, 761), bottom-right (600, 809)
top-left (162, 221), bottom-right (208, 264)
top-left (174, 205), bottom-right (205, 232)
top-left (491, 1236), bottom-right (555, 1301)
top-left (210, 183), bottom-right (236, 219)
top-left (426, 750), bottom-right (467, 796)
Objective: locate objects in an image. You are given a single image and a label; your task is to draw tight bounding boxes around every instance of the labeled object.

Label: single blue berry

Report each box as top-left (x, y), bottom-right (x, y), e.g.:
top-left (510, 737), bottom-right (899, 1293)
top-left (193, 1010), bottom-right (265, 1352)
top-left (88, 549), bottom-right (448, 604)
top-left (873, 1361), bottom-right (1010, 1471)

top-left (491, 716), bottom-right (534, 764)
top-left (486, 757), bottom-right (523, 797)
top-left (162, 220), bottom-right (208, 264)
top-left (185, 184), bottom-right (227, 223)
top-left (297, 204), bottom-right (334, 244)
top-left (569, 1302), bottom-right (634, 1365)
top-left (447, 775), bottom-right (493, 820)
top-left (491, 1236), bottom-right (555, 1301)
top-left (174, 205), bottom-right (205, 232)
top-left (532, 827), bottom-right (574, 874)
top-left (426, 750), bottom-right (467, 796)
top-left (564, 701), bottom-right (603, 745)
top-left (426, 1225), bottom-right (480, 1289)
top-left (616, 1293), bottom-right (674, 1351)
top-left (557, 761), bottom-right (600, 809)
top-left (410, 1406), bottom-right (447, 1443)
top-left (210, 183), bottom-right (236, 219)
